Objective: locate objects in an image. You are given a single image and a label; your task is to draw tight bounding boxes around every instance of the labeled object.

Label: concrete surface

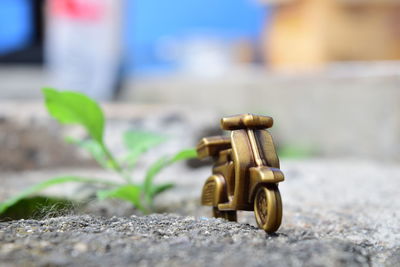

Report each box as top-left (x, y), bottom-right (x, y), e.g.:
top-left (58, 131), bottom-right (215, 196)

top-left (0, 159), bottom-right (399, 266)
top-left (124, 62), bottom-right (400, 161)
top-left (2, 62), bottom-right (400, 161)
top-left (0, 67), bottom-right (399, 266)
top-left (0, 101), bottom-right (218, 171)
top-left (0, 214), bottom-right (374, 267)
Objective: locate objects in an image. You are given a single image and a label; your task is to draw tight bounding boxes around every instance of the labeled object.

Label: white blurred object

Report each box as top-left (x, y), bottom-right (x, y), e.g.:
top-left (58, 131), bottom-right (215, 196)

top-left (180, 38), bottom-right (232, 77)
top-left (45, 0), bottom-right (122, 100)
top-left (158, 37), bottom-right (235, 78)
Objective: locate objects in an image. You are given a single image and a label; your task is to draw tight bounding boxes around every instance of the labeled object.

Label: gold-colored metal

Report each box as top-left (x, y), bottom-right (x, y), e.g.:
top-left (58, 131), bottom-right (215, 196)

top-left (212, 207), bottom-right (237, 221)
top-left (197, 136), bottom-right (231, 159)
top-left (254, 184), bottom-right (282, 233)
top-left (197, 113), bottom-right (284, 233)
top-left (221, 114), bottom-right (273, 130)
top-left (201, 175), bottom-right (227, 206)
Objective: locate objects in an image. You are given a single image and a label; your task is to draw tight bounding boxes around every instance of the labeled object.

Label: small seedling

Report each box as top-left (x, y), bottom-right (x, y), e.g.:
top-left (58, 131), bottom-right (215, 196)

top-left (0, 88), bottom-right (196, 216)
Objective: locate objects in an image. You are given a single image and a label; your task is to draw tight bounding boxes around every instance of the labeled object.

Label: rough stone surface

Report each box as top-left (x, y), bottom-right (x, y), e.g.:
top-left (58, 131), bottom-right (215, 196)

top-left (0, 214), bottom-right (375, 267)
top-left (1, 159), bottom-right (399, 266)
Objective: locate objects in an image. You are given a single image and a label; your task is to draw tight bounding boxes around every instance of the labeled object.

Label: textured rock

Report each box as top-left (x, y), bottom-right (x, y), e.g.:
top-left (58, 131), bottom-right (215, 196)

top-left (0, 159), bottom-right (399, 266)
top-left (0, 214), bottom-right (373, 267)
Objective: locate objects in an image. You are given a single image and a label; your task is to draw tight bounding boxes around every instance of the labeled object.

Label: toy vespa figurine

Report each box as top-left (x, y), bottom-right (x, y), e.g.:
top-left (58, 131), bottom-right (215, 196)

top-left (197, 114), bottom-right (284, 233)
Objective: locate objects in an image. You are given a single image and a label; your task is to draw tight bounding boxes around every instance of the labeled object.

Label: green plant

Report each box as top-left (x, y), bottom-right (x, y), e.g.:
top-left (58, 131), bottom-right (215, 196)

top-left (0, 88), bottom-right (197, 216)
top-left (277, 144), bottom-right (316, 159)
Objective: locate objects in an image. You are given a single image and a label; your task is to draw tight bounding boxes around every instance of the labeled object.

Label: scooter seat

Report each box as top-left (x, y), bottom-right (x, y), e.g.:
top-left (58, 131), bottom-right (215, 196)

top-left (221, 114), bottom-right (273, 130)
top-left (197, 136), bottom-right (231, 159)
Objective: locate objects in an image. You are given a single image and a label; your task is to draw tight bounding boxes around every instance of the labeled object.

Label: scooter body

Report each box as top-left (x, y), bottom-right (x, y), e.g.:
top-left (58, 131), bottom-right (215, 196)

top-left (197, 114), bottom-right (284, 233)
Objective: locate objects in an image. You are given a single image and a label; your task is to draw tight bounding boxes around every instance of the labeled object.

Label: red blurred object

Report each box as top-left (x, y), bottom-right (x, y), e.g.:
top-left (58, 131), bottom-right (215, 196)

top-left (49, 0), bottom-right (104, 21)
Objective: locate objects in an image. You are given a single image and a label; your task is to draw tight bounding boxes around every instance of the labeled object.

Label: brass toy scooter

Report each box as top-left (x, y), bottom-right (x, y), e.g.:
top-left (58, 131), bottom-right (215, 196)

top-left (197, 114), bottom-right (284, 233)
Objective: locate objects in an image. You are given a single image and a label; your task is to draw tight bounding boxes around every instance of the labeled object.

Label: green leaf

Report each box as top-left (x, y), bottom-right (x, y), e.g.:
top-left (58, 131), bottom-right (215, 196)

top-left (169, 148), bottom-right (198, 163)
top-left (124, 130), bottom-right (167, 151)
top-left (97, 185), bottom-right (144, 212)
top-left (0, 176), bottom-right (117, 214)
top-left (122, 130), bottom-right (168, 168)
top-left (150, 183), bottom-right (174, 198)
top-left (66, 137), bottom-right (113, 169)
top-left (42, 88), bottom-right (105, 144)
top-left (143, 148), bottom-right (197, 198)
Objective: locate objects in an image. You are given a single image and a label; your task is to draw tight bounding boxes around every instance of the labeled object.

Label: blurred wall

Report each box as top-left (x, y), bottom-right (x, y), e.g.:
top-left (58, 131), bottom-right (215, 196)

top-left (124, 63), bottom-right (400, 161)
top-left (126, 0), bottom-right (268, 74)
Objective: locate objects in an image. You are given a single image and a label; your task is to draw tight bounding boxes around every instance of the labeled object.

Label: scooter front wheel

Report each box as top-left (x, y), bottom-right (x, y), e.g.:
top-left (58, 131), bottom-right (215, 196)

top-left (254, 184), bottom-right (282, 233)
top-left (213, 207), bottom-right (237, 222)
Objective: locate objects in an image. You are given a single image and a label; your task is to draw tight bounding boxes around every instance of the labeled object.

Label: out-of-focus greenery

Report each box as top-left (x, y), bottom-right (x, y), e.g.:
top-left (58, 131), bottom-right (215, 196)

top-left (277, 144), bottom-right (316, 159)
top-left (0, 89), bottom-right (196, 219)
top-left (0, 196), bottom-right (76, 221)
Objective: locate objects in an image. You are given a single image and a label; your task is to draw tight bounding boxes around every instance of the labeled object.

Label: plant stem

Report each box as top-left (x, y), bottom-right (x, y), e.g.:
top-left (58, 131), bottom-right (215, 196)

top-left (100, 143), bottom-right (132, 183)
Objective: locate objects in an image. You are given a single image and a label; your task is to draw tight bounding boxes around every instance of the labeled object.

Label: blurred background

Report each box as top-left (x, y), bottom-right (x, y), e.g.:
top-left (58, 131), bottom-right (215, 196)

top-left (1, 0), bottom-right (400, 165)
top-left (1, 3), bottom-right (400, 262)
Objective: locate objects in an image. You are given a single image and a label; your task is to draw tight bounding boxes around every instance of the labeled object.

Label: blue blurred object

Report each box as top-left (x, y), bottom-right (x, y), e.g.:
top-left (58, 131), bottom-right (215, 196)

top-left (0, 0), bottom-right (32, 55)
top-left (125, 0), bottom-right (268, 74)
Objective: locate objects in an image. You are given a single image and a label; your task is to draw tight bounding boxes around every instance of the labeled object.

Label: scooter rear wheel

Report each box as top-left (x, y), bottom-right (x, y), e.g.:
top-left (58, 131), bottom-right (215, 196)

top-left (213, 207), bottom-right (237, 221)
top-left (254, 184), bottom-right (282, 233)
